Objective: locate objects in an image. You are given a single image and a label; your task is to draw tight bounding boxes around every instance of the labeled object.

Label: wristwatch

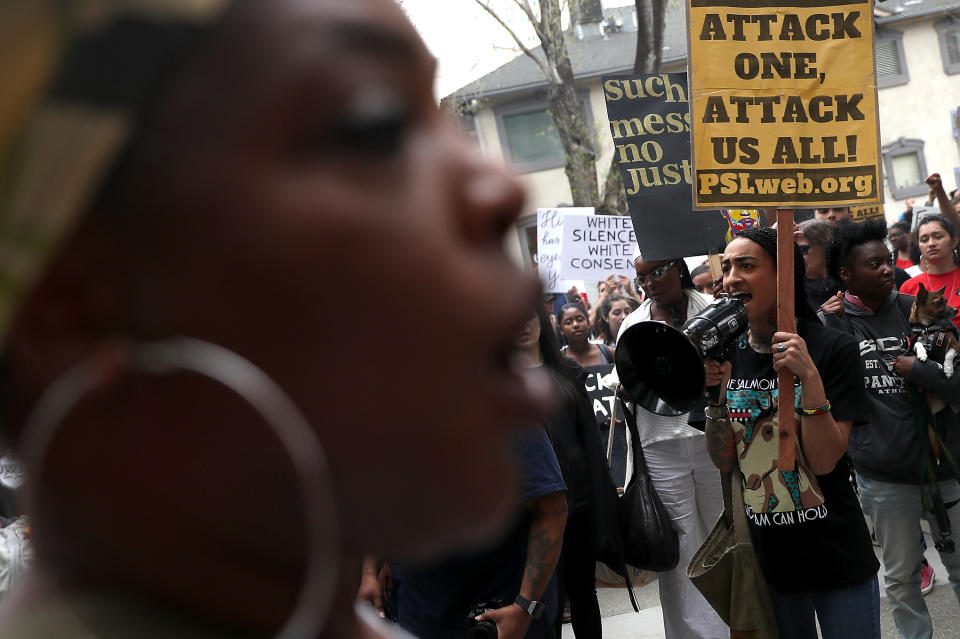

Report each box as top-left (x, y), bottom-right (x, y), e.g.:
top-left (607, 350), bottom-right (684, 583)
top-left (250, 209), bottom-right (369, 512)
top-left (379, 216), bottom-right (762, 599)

top-left (514, 594), bottom-right (546, 619)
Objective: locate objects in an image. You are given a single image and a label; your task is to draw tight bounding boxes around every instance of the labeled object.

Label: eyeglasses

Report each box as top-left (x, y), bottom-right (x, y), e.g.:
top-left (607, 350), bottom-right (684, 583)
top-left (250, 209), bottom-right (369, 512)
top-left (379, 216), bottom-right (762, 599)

top-left (634, 261), bottom-right (677, 289)
top-left (797, 244), bottom-right (811, 256)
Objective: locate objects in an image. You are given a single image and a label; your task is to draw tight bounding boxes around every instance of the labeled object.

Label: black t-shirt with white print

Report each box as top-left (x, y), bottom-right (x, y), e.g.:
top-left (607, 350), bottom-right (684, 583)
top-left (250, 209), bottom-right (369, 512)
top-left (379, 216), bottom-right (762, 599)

top-left (726, 318), bottom-right (878, 594)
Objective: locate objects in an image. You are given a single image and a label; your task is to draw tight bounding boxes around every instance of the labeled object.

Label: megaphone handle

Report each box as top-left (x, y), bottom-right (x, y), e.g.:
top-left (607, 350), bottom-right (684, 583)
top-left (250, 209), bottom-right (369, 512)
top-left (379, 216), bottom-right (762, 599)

top-left (705, 384), bottom-right (722, 406)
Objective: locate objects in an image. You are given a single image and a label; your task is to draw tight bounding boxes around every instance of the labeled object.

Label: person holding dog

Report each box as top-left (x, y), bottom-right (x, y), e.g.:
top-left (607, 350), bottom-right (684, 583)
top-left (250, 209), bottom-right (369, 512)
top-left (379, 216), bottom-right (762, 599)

top-left (703, 227), bottom-right (878, 639)
top-left (820, 219), bottom-right (960, 639)
top-left (901, 215), bottom-right (960, 331)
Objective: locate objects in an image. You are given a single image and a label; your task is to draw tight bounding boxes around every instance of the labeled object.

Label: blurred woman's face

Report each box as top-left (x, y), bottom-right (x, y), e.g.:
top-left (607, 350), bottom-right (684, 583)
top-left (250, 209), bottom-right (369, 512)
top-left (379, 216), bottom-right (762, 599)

top-left (606, 299), bottom-right (630, 339)
top-left (888, 227), bottom-right (907, 251)
top-left (560, 307), bottom-right (590, 343)
top-left (516, 314), bottom-right (541, 350)
top-left (108, 0), bottom-right (550, 558)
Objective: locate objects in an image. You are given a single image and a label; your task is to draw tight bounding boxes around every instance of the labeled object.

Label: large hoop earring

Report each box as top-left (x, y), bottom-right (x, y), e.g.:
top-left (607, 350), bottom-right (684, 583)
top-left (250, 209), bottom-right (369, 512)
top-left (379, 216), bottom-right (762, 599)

top-left (20, 338), bottom-right (338, 639)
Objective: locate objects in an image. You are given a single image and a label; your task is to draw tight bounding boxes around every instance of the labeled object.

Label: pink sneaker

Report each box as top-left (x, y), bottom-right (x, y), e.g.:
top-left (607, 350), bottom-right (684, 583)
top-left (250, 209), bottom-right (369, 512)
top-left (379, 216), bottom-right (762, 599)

top-left (921, 562), bottom-right (935, 596)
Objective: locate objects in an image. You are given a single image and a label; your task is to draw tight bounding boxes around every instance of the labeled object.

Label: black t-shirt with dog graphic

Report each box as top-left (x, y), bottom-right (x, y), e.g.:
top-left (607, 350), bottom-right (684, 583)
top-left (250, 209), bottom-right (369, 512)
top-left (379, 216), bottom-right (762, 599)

top-left (725, 318), bottom-right (878, 594)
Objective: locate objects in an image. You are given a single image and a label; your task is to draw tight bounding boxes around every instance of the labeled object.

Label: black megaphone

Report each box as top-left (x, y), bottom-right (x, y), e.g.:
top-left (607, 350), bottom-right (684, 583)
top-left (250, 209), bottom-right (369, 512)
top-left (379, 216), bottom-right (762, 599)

top-left (615, 297), bottom-right (747, 416)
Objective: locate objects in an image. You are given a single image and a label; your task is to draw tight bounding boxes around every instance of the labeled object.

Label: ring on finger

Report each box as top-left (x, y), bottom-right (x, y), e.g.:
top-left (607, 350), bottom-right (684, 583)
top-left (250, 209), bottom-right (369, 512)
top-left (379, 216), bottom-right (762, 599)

top-left (775, 344), bottom-right (787, 353)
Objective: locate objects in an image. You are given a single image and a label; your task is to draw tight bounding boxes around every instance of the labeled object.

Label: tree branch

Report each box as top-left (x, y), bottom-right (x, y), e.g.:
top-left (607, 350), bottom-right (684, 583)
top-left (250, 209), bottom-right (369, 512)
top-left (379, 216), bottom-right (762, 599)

top-left (633, 0), bottom-right (667, 74)
top-left (511, 0), bottom-right (547, 42)
top-left (473, 0), bottom-right (551, 80)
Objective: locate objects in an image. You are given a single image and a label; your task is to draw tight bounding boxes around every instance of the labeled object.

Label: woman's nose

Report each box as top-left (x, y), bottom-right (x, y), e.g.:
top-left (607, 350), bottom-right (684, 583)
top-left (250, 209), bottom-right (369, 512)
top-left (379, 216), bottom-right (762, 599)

top-left (450, 130), bottom-right (526, 247)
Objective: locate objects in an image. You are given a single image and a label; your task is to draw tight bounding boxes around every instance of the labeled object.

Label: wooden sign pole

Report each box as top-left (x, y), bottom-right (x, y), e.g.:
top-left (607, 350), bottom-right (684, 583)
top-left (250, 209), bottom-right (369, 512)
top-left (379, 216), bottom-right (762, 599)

top-left (776, 209), bottom-right (797, 472)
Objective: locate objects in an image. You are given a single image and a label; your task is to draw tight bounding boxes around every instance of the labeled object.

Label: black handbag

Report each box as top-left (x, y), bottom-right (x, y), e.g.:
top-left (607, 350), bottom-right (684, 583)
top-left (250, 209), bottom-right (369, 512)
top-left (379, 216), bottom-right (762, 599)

top-left (617, 395), bottom-right (680, 572)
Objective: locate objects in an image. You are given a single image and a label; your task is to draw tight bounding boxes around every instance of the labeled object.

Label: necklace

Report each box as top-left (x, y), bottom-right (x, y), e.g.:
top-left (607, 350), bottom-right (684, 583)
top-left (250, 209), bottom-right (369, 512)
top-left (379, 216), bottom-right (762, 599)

top-left (926, 268), bottom-right (959, 299)
top-left (653, 300), bottom-right (686, 328)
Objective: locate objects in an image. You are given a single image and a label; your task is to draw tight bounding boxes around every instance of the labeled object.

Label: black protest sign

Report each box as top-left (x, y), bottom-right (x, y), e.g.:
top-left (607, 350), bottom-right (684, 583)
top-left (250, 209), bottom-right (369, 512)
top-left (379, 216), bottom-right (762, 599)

top-left (603, 72), bottom-right (730, 260)
top-left (584, 364), bottom-right (621, 424)
top-left (584, 364), bottom-right (627, 488)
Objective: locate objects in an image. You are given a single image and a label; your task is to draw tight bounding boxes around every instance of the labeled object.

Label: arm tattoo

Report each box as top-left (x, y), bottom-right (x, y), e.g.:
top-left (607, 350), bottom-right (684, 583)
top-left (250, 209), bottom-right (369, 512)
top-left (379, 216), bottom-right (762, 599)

top-left (523, 494), bottom-right (566, 597)
top-left (705, 418), bottom-right (737, 472)
top-left (524, 527), bottom-right (559, 592)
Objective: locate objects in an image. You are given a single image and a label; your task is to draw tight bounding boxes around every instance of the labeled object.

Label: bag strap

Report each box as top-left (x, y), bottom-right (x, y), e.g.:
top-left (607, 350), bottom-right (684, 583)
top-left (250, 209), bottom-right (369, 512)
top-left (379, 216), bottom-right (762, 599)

top-left (719, 470), bottom-right (751, 544)
top-left (598, 342), bottom-right (613, 363)
top-left (606, 392), bottom-right (617, 465)
top-left (730, 470), bottom-right (752, 545)
top-left (618, 392), bottom-right (649, 479)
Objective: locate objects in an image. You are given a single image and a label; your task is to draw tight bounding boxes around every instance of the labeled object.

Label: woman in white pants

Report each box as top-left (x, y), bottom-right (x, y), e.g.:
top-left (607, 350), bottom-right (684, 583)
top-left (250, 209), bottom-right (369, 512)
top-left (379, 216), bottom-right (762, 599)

top-left (616, 254), bottom-right (728, 639)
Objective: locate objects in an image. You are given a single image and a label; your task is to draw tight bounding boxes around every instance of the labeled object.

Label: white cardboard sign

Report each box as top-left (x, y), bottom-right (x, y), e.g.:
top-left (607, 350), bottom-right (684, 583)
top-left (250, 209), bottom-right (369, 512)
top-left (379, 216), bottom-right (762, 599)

top-left (537, 207), bottom-right (594, 293)
top-left (560, 214), bottom-right (636, 281)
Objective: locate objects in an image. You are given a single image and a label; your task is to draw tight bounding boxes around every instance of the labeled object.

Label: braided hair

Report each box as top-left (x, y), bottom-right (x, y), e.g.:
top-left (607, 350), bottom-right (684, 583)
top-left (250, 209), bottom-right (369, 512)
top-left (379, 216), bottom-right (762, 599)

top-left (730, 226), bottom-right (818, 320)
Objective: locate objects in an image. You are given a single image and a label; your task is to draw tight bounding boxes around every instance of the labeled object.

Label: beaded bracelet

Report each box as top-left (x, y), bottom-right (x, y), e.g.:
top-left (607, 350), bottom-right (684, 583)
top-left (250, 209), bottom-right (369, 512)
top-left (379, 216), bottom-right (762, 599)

top-left (795, 402), bottom-right (831, 417)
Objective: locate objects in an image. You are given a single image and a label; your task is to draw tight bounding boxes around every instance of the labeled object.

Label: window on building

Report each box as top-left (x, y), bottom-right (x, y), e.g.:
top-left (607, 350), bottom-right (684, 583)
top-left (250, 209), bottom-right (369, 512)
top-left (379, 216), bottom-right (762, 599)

top-left (936, 15), bottom-right (960, 75)
top-left (502, 109), bottom-right (564, 166)
top-left (875, 29), bottom-right (909, 88)
top-left (494, 94), bottom-right (593, 173)
top-left (882, 138), bottom-right (928, 199)
top-left (515, 213), bottom-right (538, 268)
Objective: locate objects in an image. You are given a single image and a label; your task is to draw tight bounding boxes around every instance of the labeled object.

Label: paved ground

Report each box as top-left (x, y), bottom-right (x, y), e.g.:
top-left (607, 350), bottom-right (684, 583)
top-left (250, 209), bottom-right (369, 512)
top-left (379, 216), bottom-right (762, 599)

top-left (564, 524), bottom-right (960, 638)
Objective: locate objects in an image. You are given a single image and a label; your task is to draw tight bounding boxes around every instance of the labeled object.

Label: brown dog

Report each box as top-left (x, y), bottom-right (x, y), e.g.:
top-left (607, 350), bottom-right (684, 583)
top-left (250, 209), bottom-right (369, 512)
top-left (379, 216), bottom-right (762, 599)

top-left (908, 283), bottom-right (959, 458)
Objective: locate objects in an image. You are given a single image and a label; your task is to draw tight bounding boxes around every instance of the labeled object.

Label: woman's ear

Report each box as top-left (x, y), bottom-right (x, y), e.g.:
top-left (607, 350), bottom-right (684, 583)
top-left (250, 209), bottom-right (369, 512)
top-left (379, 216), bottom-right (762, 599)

top-left (838, 265), bottom-right (851, 283)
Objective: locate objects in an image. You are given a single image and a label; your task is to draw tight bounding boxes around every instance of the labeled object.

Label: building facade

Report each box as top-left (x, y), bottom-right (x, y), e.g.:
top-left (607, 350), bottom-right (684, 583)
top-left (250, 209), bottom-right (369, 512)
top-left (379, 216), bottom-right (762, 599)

top-left (444, 0), bottom-right (960, 261)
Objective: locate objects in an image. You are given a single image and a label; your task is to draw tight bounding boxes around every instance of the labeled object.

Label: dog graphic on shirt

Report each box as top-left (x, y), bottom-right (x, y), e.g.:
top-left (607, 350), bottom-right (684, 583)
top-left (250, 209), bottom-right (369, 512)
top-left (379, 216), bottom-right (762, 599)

top-left (731, 391), bottom-right (825, 514)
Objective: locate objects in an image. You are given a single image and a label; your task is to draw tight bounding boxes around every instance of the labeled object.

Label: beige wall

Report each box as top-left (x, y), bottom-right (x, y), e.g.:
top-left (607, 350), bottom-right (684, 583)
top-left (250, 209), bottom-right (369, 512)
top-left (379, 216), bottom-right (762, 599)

top-left (877, 15), bottom-right (960, 220)
top-left (472, 78), bottom-right (618, 212)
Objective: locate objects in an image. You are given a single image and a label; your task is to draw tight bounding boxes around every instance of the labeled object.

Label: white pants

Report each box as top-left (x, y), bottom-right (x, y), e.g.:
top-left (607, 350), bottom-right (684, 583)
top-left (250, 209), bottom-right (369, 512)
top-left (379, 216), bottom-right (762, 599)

top-left (644, 435), bottom-right (728, 639)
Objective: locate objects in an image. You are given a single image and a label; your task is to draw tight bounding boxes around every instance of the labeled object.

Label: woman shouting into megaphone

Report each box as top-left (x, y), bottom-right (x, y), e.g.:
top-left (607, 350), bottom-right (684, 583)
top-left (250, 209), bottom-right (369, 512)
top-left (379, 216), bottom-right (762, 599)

top-left (703, 227), bottom-right (880, 639)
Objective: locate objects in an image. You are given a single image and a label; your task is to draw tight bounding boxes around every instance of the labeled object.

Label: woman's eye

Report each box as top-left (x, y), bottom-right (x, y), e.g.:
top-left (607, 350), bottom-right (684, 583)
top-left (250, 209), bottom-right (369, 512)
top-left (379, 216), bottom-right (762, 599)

top-left (329, 106), bottom-right (412, 154)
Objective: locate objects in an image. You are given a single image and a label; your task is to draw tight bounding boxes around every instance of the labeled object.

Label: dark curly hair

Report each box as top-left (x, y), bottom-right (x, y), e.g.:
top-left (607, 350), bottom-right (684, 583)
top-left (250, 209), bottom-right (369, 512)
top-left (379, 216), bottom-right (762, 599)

top-left (823, 219), bottom-right (888, 283)
top-left (730, 226), bottom-right (818, 320)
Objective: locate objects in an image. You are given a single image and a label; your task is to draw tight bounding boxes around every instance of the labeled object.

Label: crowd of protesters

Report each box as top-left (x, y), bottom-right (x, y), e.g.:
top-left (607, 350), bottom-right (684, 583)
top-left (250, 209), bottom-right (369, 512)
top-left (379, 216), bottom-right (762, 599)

top-left (352, 173), bottom-right (960, 639)
top-left (3, 2), bottom-right (960, 639)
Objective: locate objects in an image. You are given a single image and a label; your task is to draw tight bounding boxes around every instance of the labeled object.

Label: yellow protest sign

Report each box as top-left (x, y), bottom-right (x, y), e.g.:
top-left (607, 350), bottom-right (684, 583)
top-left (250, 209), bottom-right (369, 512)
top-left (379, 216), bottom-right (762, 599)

top-left (687, 0), bottom-right (882, 210)
top-left (850, 204), bottom-right (885, 223)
